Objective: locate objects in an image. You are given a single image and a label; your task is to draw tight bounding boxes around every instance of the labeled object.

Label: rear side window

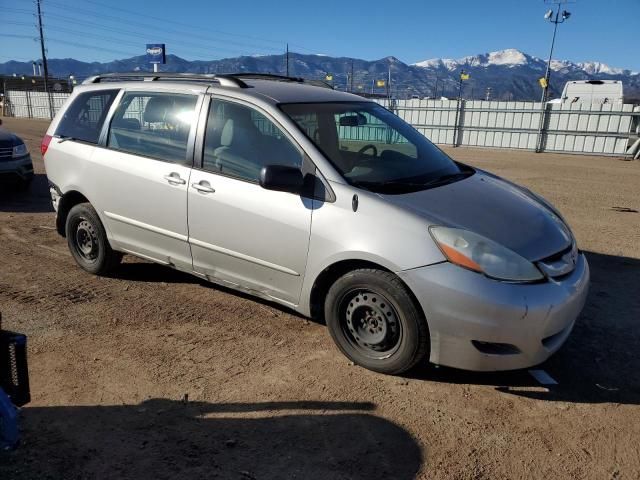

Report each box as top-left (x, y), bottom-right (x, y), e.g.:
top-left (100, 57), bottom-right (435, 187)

top-left (55, 89), bottom-right (119, 144)
top-left (107, 92), bottom-right (198, 164)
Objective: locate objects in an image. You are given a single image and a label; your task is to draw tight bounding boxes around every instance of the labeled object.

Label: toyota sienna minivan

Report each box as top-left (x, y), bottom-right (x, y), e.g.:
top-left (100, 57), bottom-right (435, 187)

top-left (43, 73), bottom-right (589, 374)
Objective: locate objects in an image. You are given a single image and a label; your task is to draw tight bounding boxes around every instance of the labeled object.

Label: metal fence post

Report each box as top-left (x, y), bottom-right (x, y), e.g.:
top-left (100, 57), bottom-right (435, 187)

top-left (535, 102), bottom-right (551, 153)
top-left (1, 79), bottom-right (6, 117)
top-left (25, 89), bottom-right (33, 119)
top-left (47, 90), bottom-right (54, 120)
top-left (452, 98), bottom-right (465, 147)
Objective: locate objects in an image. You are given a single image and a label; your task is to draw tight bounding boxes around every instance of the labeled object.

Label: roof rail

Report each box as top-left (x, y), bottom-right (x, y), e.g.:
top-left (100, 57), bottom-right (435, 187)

top-left (82, 72), bottom-right (248, 88)
top-left (231, 73), bottom-right (334, 89)
top-left (81, 72), bottom-right (334, 90)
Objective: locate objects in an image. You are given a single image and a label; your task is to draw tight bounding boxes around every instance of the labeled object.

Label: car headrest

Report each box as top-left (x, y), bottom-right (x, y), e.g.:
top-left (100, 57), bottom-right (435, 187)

top-left (220, 119), bottom-right (234, 147)
top-left (143, 97), bottom-right (172, 123)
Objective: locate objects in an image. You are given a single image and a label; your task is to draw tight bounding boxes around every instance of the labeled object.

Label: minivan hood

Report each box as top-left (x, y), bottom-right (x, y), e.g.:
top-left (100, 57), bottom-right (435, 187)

top-left (383, 170), bottom-right (572, 261)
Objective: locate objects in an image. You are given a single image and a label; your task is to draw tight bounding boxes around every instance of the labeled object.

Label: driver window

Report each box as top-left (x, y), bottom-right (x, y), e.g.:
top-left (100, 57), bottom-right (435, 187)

top-left (334, 110), bottom-right (417, 159)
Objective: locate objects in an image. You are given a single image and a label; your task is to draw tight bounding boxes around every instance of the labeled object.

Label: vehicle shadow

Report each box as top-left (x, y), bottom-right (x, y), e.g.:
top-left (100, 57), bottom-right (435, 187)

top-left (409, 251), bottom-right (640, 405)
top-left (0, 399), bottom-right (423, 480)
top-left (0, 174), bottom-right (54, 213)
top-left (113, 261), bottom-right (201, 285)
top-left (112, 259), bottom-right (312, 321)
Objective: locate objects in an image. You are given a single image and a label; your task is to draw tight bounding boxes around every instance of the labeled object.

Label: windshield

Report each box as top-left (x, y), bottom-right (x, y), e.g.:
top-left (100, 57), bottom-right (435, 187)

top-left (280, 102), bottom-right (470, 194)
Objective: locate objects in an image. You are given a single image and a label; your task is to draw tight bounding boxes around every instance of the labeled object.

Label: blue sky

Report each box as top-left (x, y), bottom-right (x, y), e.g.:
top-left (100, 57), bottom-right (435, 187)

top-left (2, 0), bottom-right (639, 70)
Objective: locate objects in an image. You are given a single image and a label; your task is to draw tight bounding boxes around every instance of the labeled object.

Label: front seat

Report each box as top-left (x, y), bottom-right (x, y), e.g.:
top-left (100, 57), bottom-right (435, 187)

top-left (213, 108), bottom-right (264, 181)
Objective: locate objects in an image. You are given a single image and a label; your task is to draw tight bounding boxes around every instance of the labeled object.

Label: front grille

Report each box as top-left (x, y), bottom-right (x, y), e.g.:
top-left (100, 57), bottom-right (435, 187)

top-left (0, 140), bottom-right (14, 161)
top-left (536, 242), bottom-right (578, 279)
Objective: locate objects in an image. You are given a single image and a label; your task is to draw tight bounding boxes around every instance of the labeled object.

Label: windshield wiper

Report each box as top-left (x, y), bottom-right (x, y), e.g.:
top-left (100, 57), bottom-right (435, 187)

top-left (351, 180), bottom-right (428, 191)
top-left (352, 171), bottom-right (473, 193)
top-left (56, 135), bottom-right (76, 143)
top-left (420, 171), bottom-right (473, 188)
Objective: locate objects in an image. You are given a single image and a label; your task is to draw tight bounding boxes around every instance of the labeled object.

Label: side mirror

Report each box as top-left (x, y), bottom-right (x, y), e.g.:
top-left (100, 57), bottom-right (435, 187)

top-left (259, 165), bottom-right (304, 194)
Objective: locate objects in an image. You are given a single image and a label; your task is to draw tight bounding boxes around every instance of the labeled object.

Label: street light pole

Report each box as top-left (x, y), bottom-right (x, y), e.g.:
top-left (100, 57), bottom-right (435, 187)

top-left (540, 3), bottom-right (571, 104)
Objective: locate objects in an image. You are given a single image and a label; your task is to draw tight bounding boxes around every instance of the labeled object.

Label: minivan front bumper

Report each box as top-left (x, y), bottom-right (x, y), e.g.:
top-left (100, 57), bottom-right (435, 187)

top-left (0, 154), bottom-right (34, 181)
top-left (399, 253), bottom-right (590, 371)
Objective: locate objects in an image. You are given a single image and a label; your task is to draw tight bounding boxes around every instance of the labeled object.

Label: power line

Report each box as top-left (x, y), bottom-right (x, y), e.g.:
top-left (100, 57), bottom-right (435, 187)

top-left (83, 0), bottom-right (286, 47)
top-left (42, 1), bottom-right (284, 53)
top-left (4, 19), bottom-right (254, 59)
top-left (5, 8), bottom-right (284, 58)
top-left (0, 33), bottom-right (140, 58)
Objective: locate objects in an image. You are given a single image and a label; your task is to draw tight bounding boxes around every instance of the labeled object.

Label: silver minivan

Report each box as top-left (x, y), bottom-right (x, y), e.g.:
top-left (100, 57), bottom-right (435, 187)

top-left (43, 73), bottom-right (589, 374)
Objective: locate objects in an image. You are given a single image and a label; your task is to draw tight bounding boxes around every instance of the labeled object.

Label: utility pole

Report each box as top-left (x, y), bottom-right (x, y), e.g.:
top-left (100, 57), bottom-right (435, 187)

top-left (387, 65), bottom-right (391, 103)
top-left (432, 74), bottom-right (440, 98)
top-left (36, 0), bottom-right (53, 118)
top-left (350, 60), bottom-right (354, 92)
top-left (285, 43), bottom-right (289, 76)
top-left (452, 70), bottom-right (468, 147)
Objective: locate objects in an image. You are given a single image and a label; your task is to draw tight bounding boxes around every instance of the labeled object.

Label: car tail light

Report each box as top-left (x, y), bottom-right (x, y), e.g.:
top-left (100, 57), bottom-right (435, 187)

top-left (41, 134), bottom-right (52, 156)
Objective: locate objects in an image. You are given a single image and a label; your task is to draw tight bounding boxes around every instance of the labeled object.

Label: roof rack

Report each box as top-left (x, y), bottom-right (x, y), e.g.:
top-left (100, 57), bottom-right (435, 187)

top-left (82, 72), bottom-right (334, 90)
top-left (82, 72), bottom-right (248, 88)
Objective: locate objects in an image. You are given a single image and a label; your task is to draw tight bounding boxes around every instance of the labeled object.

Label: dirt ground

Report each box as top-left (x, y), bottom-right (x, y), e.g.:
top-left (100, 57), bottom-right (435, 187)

top-left (0, 116), bottom-right (639, 480)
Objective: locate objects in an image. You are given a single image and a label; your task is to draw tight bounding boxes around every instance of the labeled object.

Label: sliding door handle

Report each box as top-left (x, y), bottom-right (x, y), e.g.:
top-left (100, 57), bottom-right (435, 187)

top-left (191, 181), bottom-right (215, 193)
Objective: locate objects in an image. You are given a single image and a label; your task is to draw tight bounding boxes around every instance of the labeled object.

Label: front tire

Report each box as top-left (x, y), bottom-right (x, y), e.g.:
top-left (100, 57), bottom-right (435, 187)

top-left (65, 203), bottom-right (122, 275)
top-left (325, 269), bottom-right (429, 375)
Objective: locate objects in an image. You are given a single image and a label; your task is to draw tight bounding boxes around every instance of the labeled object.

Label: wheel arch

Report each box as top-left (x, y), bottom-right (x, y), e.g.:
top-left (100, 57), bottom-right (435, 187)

top-left (308, 259), bottom-right (427, 326)
top-left (56, 190), bottom-right (90, 236)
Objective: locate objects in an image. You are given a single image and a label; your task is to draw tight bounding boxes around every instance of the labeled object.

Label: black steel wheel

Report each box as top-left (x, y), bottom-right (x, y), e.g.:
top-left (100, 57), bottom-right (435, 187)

top-left (325, 269), bottom-right (429, 375)
top-left (65, 202), bottom-right (122, 275)
top-left (341, 289), bottom-right (403, 360)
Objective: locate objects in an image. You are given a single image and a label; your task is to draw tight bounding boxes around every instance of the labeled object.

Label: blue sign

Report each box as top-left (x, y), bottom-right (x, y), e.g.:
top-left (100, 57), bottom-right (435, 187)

top-left (146, 44), bottom-right (166, 64)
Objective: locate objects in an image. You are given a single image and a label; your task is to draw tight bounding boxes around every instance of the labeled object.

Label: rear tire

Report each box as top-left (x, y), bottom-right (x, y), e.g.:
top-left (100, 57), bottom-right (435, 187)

top-left (324, 268), bottom-right (429, 375)
top-left (65, 203), bottom-right (122, 275)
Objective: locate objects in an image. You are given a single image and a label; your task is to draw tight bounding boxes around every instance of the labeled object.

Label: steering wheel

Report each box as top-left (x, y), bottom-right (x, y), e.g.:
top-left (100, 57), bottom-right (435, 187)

top-left (357, 144), bottom-right (378, 158)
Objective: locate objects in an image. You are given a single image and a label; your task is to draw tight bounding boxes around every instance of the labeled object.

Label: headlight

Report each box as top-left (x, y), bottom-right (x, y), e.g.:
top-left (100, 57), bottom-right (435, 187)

top-left (12, 143), bottom-right (28, 158)
top-left (429, 226), bottom-right (544, 283)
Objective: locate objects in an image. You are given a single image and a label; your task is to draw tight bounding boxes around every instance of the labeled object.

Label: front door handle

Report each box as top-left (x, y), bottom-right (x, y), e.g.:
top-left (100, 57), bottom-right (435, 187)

top-left (164, 172), bottom-right (186, 185)
top-left (191, 180), bottom-right (215, 194)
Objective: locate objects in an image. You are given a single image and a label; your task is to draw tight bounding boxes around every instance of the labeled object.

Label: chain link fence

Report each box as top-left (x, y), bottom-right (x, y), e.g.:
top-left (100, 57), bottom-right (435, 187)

top-left (2, 77), bottom-right (73, 119)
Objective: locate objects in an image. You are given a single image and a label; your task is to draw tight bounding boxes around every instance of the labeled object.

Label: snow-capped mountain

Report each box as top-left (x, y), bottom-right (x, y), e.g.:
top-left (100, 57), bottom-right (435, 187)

top-left (414, 49), bottom-right (533, 70)
top-left (413, 48), bottom-right (634, 74)
top-left (1, 49), bottom-right (638, 101)
top-left (411, 48), bottom-right (639, 100)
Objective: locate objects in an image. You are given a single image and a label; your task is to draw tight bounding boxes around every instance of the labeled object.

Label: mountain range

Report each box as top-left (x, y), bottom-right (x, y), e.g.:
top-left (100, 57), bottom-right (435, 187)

top-left (2, 49), bottom-right (639, 101)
